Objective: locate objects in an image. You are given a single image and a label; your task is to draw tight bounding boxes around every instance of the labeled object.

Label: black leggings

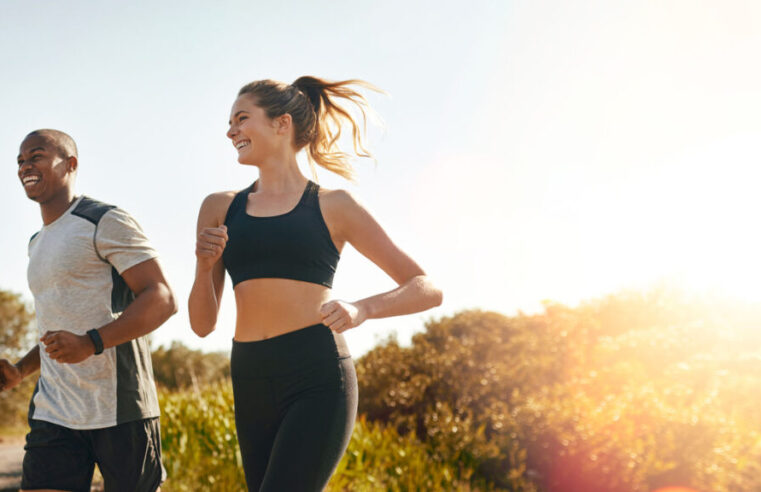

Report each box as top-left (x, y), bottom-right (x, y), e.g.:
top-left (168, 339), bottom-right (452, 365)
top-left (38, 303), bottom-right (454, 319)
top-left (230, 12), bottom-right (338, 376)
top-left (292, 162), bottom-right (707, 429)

top-left (231, 324), bottom-right (358, 492)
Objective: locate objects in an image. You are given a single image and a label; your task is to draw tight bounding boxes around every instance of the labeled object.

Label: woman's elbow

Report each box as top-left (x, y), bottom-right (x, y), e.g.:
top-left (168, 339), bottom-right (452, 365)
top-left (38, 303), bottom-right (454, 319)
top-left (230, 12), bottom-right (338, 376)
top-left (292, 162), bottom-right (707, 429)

top-left (188, 305), bottom-right (216, 338)
top-left (191, 323), bottom-right (215, 338)
top-left (415, 275), bottom-right (443, 309)
top-left (162, 285), bottom-right (179, 319)
top-left (427, 283), bottom-right (443, 308)
top-left (431, 286), bottom-right (443, 307)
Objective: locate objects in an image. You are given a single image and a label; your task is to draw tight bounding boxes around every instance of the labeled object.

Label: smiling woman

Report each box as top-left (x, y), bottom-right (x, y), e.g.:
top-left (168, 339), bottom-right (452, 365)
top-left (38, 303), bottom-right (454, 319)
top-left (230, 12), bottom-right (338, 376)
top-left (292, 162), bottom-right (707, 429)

top-left (188, 76), bottom-right (442, 491)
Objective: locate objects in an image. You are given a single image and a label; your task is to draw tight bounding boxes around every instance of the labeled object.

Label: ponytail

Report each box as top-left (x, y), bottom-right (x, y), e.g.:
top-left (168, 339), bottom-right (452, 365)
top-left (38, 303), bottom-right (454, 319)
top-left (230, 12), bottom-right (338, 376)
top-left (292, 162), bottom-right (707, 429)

top-left (238, 76), bottom-right (383, 181)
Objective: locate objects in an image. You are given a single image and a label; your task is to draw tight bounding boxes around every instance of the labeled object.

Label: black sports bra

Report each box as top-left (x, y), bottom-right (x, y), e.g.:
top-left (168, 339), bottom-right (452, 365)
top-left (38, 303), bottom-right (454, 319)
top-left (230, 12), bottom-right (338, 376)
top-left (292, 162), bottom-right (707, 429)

top-left (222, 180), bottom-right (340, 288)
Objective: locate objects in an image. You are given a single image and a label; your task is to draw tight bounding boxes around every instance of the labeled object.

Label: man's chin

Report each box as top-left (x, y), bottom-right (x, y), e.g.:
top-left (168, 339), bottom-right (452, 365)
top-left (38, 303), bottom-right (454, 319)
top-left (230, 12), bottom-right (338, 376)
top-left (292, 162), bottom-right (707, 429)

top-left (23, 190), bottom-right (43, 202)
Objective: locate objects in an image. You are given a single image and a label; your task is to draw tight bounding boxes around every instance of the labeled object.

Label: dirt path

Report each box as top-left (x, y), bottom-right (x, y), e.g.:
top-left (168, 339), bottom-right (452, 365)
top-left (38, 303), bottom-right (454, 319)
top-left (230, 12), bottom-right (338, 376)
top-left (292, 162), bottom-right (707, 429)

top-left (0, 440), bottom-right (23, 492)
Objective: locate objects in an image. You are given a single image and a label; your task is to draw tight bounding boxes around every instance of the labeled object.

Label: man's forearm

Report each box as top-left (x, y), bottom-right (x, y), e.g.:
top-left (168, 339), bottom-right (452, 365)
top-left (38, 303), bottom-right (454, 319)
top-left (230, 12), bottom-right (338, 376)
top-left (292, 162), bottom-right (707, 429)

top-left (16, 345), bottom-right (41, 377)
top-left (97, 283), bottom-right (177, 350)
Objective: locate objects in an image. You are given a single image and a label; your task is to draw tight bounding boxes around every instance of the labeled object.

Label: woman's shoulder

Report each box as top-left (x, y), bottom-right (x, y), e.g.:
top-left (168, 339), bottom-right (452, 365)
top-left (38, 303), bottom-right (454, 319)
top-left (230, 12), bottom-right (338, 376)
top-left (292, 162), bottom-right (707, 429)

top-left (316, 186), bottom-right (373, 236)
top-left (203, 190), bottom-right (239, 206)
top-left (197, 190), bottom-right (240, 225)
top-left (316, 186), bottom-right (362, 210)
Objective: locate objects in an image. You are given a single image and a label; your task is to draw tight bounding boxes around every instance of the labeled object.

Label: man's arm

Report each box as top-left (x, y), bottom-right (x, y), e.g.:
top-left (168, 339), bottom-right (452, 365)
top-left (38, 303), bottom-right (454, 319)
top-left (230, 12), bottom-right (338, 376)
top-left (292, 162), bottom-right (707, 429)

top-left (0, 345), bottom-right (40, 392)
top-left (41, 258), bottom-right (177, 364)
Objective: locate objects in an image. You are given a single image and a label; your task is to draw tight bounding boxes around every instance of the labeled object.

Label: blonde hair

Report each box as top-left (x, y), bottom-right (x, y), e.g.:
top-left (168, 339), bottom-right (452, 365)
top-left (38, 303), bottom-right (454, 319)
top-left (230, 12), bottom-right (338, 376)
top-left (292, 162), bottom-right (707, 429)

top-left (238, 76), bottom-right (382, 181)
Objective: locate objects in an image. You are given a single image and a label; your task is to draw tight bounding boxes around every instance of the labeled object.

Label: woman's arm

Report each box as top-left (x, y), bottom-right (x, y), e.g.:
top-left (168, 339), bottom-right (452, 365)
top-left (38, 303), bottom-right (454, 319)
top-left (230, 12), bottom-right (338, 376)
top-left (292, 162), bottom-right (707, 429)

top-left (188, 192), bottom-right (233, 337)
top-left (319, 190), bottom-right (443, 333)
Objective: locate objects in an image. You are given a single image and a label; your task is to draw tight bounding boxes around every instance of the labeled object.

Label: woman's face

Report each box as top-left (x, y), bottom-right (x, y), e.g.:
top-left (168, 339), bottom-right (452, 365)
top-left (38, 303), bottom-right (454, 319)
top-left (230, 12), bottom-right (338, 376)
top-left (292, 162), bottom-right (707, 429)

top-left (227, 95), bottom-right (279, 165)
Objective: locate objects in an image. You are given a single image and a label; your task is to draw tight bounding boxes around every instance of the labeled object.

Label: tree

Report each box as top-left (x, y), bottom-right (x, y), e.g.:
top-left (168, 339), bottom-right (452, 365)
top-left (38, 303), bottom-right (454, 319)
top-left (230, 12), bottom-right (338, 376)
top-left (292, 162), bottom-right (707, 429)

top-left (0, 289), bottom-right (34, 358)
top-left (0, 289), bottom-right (36, 428)
top-left (151, 341), bottom-right (230, 391)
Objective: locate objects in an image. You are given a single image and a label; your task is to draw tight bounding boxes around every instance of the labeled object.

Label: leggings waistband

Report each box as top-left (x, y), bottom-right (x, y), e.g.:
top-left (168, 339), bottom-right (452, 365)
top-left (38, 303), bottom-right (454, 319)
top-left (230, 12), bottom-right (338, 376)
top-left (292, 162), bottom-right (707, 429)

top-left (231, 323), bottom-right (351, 377)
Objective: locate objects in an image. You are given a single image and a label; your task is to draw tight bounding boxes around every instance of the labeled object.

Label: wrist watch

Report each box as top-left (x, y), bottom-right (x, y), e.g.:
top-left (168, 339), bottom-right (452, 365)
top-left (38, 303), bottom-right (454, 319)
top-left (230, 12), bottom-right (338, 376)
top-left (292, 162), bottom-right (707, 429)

top-left (86, 329), bottom-right (104, 355)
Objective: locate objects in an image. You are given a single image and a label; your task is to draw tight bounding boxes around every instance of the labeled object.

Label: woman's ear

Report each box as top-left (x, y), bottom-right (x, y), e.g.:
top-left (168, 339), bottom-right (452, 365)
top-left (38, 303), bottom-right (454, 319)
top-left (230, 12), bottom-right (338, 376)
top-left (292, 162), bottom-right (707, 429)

top-left (275, 113), bottom-right (292, 135)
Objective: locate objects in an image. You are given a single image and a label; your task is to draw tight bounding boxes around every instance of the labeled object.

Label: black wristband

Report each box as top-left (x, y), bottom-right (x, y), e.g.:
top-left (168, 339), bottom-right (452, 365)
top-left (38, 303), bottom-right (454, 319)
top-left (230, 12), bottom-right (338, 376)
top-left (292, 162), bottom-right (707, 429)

top-left (87, 329), bottom-right (104, 355)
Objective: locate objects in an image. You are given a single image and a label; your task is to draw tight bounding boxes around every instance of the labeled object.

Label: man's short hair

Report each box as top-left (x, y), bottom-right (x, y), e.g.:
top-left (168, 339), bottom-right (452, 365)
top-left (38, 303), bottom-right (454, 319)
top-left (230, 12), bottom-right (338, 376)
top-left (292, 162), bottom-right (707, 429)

top-left (25, 129), bottom-right (78, 160)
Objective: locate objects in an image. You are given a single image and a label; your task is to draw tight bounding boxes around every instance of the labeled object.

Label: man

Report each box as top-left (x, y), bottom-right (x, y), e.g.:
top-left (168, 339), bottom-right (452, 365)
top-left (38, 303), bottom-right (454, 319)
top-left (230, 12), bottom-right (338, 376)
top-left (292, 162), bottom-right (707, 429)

top-left (0, 129), bottom-right (177, 492)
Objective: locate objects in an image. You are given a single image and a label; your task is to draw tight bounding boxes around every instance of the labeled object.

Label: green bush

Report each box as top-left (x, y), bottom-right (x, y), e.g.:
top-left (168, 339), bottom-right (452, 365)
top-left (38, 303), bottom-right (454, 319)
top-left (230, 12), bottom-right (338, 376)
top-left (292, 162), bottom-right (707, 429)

top-left (355, 290), bottom-right (761, 491)
top-left (159, 381), bottom-right (244, 491)
top-left (159, 382), bottom-right (503, 492)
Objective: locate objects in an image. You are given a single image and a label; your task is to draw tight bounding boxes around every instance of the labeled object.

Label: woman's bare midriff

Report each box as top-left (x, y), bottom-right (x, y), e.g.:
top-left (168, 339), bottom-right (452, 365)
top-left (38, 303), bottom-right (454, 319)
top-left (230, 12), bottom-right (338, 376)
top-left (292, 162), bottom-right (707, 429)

top-left (232, 278), bottom-right (333, 341)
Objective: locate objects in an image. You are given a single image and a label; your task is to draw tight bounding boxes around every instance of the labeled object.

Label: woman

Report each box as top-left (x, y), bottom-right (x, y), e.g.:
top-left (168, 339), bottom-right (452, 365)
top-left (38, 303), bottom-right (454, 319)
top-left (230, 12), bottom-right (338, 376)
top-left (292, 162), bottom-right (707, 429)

top-left (189, 76), bottom-right (442, 491)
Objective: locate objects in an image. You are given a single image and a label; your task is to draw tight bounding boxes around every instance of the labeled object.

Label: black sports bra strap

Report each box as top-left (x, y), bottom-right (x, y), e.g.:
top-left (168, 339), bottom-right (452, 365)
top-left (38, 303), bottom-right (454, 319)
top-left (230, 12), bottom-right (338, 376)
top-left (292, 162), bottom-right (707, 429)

top-left (224, 184), bottom-right (254, 224)
top-left (304, 181), bottom-right (319, 206)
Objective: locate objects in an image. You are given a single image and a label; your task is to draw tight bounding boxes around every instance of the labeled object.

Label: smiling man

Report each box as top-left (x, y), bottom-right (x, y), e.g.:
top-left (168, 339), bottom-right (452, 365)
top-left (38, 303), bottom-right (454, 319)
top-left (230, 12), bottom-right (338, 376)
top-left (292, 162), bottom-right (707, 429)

top-left (0, 129), bottom-right (177, 492)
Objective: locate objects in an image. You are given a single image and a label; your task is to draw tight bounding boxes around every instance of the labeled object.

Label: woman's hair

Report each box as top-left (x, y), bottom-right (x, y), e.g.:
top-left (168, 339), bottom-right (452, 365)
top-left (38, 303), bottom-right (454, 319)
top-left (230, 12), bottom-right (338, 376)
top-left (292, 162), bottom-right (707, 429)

top-left (237, 76), bottom-right (382, 181)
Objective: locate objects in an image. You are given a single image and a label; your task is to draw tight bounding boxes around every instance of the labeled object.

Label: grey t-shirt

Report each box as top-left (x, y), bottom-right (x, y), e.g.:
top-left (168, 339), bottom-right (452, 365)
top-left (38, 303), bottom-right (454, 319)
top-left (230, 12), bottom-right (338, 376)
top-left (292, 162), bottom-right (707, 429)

top-left (27, 196), bottom-right (161, 429)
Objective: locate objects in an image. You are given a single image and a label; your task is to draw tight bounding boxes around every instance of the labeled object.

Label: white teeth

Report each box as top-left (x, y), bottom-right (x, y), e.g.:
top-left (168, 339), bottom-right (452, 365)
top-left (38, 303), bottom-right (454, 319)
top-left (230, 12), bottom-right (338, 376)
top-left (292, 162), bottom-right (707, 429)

top-left (22, 176), bottom-right (40, 185)
top-left (236, 141), bottom-right (249, 150)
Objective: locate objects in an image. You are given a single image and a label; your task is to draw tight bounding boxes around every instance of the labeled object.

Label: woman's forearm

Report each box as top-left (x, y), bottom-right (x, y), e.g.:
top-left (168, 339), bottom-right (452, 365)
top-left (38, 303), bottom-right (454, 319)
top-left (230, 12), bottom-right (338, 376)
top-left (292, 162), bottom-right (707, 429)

top-left (356, 275), bottom-right (442, 321)
top-left (188, 266), bottom-right (222, 337)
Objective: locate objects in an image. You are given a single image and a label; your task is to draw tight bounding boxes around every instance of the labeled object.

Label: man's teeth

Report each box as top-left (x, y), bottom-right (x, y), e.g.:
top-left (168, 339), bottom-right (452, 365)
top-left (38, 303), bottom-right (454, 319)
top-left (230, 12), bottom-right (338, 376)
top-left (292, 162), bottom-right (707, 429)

top-left (22, 176), bottom-right (40, 186)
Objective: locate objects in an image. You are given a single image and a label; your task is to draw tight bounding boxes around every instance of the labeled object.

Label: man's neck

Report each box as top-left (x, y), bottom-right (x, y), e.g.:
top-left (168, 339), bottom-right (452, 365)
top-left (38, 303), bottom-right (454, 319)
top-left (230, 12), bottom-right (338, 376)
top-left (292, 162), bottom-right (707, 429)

top-left (40, 190), bottom-right (77, 226)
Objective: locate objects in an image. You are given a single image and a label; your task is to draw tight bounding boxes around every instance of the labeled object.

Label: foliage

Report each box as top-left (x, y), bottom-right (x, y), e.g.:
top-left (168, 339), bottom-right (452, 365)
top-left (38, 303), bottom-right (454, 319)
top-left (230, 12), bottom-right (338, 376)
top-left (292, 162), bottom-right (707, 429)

top-left (0, 289), bottom-right (36, 427)
top-left (328, 415), bottom-right (499, 491)
top-left (159, 381), bottom-right (244, 491)
top-left (356, 289), bottom-right (761, 491)
top-left (151, 341), bottom-right (230, 390)
top-left (0, 289), bottom-right (35, 358)
top-left (158, 382), bottom-right (498, 492)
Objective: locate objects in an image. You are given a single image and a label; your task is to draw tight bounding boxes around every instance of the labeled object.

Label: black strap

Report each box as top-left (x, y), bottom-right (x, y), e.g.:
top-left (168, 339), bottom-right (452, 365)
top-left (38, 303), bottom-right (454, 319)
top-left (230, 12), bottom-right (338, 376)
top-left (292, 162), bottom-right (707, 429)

top-left (224, 185), bottom-right (253, 224)
top-left (87, 329), bottom-right (104, 355)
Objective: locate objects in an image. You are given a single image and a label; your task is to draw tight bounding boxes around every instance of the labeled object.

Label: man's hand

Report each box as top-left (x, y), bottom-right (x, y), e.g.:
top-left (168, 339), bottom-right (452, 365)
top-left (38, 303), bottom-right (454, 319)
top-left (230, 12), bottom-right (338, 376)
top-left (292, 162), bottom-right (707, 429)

top-left (40, 331), bottom-right (96, 364)
top-left (0, 359), bottom-right (22, 392)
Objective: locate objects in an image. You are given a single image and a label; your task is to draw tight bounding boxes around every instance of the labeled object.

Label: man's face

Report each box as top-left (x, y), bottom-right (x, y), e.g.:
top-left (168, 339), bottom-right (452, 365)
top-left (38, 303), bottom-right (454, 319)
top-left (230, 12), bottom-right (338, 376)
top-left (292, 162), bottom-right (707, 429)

top-left (17, 135), bottom-right (74, 203)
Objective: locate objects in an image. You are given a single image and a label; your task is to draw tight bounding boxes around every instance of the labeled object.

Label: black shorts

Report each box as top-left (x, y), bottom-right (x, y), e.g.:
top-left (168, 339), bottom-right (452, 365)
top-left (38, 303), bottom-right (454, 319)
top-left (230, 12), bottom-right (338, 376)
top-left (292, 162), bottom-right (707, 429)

top-left (21, 417), bottom-right (165, 492)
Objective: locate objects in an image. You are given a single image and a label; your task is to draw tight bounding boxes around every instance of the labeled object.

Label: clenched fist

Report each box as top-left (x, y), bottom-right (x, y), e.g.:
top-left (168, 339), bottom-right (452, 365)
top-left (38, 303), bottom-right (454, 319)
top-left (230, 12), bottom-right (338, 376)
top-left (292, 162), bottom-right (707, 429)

top-left (0, 359), bottom-right (22, 392)
top-left (320, 300), bottom-right (367, 333)
top-left (41, 331), bottom-right (95, 364)
top-left (196, 225), bottom-right (228, 270)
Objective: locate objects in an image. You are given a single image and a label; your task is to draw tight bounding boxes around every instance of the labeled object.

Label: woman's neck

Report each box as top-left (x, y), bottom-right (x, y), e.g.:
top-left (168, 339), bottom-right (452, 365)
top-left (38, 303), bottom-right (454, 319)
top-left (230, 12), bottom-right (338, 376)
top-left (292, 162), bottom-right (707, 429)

top-left (253, 155), bottom-right (306, 194)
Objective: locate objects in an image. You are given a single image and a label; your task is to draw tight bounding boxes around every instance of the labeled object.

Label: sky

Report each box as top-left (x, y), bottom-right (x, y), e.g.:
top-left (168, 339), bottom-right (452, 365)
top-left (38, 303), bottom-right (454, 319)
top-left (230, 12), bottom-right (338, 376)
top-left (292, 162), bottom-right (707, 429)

top-left (1, 1), bottom-right (760, 357)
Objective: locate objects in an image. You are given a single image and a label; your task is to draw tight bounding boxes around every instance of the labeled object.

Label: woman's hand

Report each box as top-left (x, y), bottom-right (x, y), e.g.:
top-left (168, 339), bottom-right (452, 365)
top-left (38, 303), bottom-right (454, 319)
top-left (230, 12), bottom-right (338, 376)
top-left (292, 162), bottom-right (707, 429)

top-left (320, 300), bottom-right (367, 333)
top-left (196, 225), bottom-right (228, 271)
